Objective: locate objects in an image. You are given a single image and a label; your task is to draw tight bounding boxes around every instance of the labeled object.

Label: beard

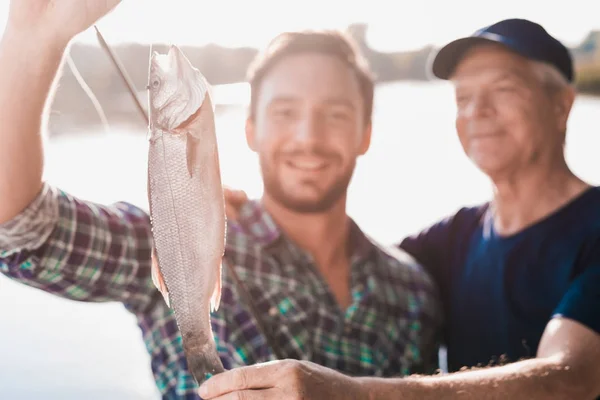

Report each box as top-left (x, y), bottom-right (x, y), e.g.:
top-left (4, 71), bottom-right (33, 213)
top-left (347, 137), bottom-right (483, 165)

top-left (260, 155), bottom-right (355, 214)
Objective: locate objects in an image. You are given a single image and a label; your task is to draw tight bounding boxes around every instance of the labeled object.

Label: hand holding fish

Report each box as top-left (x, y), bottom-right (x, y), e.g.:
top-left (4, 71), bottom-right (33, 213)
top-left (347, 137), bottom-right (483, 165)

top-left (6, 0), bottom-right (121, 44)
top-left (198, 359), bottom-right (366, 400)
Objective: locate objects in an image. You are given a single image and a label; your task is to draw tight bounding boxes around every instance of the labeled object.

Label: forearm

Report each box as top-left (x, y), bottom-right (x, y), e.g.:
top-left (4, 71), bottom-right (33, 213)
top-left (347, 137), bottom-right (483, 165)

top-left (358, 356), bottom-right (592, 400)
top-left (0, 184), bottom-right (157, 310)
top-left (0, 26), bottom-right (68, 224)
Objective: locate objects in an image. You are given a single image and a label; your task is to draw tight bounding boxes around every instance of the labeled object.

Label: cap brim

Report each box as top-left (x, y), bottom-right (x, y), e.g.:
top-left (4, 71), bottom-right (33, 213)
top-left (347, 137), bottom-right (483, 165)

top-left (430, 37), bottom-right (502, 80)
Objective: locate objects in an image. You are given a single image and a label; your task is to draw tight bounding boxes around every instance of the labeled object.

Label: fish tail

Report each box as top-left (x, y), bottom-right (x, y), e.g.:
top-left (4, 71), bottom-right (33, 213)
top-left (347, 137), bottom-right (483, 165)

top-left (186, 346), bottom-right (226, 385)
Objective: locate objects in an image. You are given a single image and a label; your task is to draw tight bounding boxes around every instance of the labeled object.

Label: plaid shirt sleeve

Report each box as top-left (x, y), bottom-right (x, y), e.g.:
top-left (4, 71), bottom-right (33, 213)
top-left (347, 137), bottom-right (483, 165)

top-left (0, 183), bottom-right (156, 312)
top-left (0, 183), bottom-right (237, 399)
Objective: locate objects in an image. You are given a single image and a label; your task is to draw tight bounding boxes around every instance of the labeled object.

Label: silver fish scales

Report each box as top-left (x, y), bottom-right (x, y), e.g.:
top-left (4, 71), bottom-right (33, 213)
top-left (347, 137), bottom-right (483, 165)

top-left (147, 45), bottom-right (226, 385)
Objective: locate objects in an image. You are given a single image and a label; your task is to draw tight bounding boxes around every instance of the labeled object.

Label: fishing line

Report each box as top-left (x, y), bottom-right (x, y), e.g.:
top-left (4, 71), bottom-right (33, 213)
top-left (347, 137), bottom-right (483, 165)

top-left (92, 19), bottom-right (287, 362)
top-left (147, 41), bottom-right (154, 140)
top-left (66, 51), bottom-right (111, 134)
top-left (94, 25), bottom-right (149, 125)
top-left (225, 260), bottom-right (287, 361)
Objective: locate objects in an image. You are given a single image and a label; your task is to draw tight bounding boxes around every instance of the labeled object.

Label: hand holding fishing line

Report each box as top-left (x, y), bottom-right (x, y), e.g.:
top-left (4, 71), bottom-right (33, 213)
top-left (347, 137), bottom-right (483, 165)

top-left (6, 0), bottom-right (121, 43)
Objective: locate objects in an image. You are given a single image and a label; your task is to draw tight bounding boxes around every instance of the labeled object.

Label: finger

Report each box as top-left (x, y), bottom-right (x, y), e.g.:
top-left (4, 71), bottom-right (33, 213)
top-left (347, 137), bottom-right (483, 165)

top-left (90, 0), bottom-right (122, 19)
top-left (201, 389), bottom-right (280, 400)
top-left (199, 362), bottom-right (281, 398)
top-left (223, 189), bottom-right (248, 222)
top-left (224, 190), bottom-right (243, 204)
top-left (223, 187), bottom-right (249, 205)
top-left (225, 203), bottom-right (239, 222)
top-left (101, 0), bottom-right (123, 12)
top-left (232, 190), bottom-right (249, 204)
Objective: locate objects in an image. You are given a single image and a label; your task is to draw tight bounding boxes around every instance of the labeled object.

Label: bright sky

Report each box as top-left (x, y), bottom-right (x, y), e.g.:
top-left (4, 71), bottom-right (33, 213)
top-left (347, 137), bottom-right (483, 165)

top-left (0, 0), bottom-right (599, 52)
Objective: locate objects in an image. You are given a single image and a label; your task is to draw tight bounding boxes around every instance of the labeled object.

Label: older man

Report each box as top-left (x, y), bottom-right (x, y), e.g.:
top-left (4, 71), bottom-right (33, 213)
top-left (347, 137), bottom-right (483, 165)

top-left (200, 18), bottom-right (600, 400)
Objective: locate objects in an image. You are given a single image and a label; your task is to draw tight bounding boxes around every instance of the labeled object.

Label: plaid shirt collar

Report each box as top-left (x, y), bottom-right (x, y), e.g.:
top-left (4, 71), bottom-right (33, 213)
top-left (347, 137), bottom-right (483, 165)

top-left (230, 199), bottom-right (375, 265)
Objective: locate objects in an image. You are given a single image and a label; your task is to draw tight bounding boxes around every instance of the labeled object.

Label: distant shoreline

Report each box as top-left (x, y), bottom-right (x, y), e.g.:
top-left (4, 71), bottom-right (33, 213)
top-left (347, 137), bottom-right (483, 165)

top-left (48, 25), bottom-right (599, 135)
top-left (575, 66), bottom-right (600, 95)
top-left (47, 79), bottom-right (599, 138)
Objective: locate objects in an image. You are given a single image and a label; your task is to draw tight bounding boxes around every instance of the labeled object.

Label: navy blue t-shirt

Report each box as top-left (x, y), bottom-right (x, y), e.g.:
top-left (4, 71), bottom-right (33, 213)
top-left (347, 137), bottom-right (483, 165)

top-left (398, 186), bottom-right (600, 372)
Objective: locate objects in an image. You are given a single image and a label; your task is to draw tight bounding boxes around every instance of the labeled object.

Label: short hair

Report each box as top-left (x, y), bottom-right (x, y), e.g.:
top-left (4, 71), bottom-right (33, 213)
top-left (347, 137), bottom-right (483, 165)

top-left (246, 30), bottom-right (375, 124)
top-left (530, 60), bottom-right (572, 93)
top-left (529, 60), bottom-right (573, 143)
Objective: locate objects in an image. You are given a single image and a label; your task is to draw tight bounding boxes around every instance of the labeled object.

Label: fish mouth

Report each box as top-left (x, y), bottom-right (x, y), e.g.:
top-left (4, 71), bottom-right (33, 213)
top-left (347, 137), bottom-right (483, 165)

top-left (148, 45), bottom-right (210, 132)
top-left (150, 46), bottom-right (181, 71)
top-left (167, 45), bottom-right (183, 64)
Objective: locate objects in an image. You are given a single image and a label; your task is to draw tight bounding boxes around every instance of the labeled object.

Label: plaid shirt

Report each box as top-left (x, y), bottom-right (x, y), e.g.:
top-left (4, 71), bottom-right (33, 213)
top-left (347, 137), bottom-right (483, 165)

top-left (0, 184), bottom-right (442, 399)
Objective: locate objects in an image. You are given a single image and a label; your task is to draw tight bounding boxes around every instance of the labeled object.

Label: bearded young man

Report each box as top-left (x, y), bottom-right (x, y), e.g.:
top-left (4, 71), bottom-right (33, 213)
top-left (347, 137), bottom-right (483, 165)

top-left (0, 2), bottom-right (441, 397)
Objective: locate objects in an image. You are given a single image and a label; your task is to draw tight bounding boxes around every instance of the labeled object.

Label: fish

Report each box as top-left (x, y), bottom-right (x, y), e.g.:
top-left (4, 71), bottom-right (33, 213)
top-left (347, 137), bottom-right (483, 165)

top-left (146, 45), bottom-right (226, 385)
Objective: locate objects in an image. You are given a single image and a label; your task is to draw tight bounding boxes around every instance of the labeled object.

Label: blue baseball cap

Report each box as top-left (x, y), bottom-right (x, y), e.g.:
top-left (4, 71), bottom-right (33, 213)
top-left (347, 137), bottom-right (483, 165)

top-left (430, 18), bottom-right (574, 82)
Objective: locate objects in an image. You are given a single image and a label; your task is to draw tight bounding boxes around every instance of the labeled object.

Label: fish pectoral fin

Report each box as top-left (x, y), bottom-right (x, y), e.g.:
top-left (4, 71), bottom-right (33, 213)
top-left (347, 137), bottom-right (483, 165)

top-left (162, 287), bottom-right (171, 308)
top-left (210, 262), bottom-right (223, 312)
top-left (186, 132), bottom-right (201, 178)
top-left (151, 247), bottom-right (171, 308)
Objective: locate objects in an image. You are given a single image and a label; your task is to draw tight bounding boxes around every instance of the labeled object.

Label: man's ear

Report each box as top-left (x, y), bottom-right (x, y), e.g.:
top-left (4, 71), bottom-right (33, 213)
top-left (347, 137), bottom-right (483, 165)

top-left (358, 121), bottom-right (372, 155)
top-left (245, 117), bottom-right (257, 152)
top-left (554, 86), bottom-right (575, 134)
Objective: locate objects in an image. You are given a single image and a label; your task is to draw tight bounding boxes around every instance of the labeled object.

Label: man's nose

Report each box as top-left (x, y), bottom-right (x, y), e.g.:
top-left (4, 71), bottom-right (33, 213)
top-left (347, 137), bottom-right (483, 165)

top-left (462, 92), bottom-right (494, 119)
top-left (293, 114), bottom-right (325, 145)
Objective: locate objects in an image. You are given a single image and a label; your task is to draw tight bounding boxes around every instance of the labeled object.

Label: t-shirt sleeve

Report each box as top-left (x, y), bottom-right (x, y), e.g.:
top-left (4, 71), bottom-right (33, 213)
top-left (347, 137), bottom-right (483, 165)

top-left (553, 261), bottom-right (600, 335)
top-left (396, 206), bottom-right (486, 285)
top-left (397, 220), bottom-right (450, 283)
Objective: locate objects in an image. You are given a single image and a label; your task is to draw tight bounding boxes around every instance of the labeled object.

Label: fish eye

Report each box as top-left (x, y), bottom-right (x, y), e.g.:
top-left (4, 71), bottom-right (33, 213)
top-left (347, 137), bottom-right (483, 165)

top-left (146, 78), bottom-right (161, 91)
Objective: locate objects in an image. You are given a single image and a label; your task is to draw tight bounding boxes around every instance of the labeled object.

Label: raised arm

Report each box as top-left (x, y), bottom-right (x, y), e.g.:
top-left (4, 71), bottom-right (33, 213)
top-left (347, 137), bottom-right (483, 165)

top-left (0, 0), bottom-right (162, 311)
top-left (0, 184), bottom-right (158, 311)
top-left (0, 0), bottom-right (120, 224)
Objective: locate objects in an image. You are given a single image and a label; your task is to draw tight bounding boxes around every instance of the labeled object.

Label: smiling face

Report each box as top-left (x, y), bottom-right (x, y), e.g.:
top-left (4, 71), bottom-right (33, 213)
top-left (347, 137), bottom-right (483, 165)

top-left (246, 52), bottom-right (371, 214)
top-left (451, 43), bottom-right (574, 180)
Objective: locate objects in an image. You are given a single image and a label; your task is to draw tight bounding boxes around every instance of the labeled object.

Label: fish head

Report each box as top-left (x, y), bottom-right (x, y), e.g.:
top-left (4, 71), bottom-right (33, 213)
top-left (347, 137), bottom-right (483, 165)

top-left (148, 45), bottom-right (211, 132)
